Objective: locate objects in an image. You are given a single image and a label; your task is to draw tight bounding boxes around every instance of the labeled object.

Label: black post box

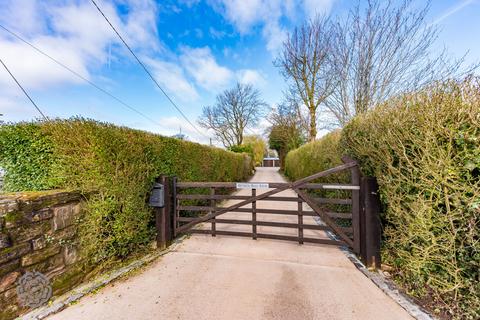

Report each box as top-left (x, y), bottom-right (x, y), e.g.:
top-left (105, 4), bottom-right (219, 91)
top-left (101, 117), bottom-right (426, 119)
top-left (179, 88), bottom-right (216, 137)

top-left (149, 182), bottom-right (164, 208)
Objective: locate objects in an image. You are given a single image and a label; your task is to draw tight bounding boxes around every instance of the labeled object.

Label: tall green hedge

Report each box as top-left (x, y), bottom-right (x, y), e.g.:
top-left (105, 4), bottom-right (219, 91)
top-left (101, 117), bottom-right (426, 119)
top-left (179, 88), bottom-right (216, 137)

top-left (284, 130), bottom-right (344, 181)
top-left (0, 119), bottom-right (252, 263)
top-left (342, 80), bottom-right (479, 319)
top-left (284, 79), bottom-right (479, 319)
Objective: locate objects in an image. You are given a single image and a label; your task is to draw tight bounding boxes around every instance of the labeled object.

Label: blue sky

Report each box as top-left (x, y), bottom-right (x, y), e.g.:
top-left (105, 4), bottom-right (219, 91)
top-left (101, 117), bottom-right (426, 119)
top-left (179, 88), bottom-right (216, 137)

top-left (0, 0), bottom-right (479, 145)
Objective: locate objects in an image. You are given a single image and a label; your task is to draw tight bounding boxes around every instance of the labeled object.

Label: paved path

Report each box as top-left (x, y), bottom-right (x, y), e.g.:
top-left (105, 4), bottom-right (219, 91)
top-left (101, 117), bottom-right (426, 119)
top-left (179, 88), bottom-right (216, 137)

top-left (48, 168), bottom-right (412, 320)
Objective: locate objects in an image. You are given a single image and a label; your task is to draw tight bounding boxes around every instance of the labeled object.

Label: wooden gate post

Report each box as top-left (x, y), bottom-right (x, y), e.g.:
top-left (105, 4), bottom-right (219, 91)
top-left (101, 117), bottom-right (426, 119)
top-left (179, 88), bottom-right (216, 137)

top-left (155, 175), bottom-right (173, 250)
top-left (252, 188), bottom-right (257, 240)
top-left (297, 195), bottom-right (303, 244)
top-left (349, 164), bottom-right (362, 256)
top-left (210, 187), bottom-right (216, 237)
top-left (361, 177), bottom-right (382, 269)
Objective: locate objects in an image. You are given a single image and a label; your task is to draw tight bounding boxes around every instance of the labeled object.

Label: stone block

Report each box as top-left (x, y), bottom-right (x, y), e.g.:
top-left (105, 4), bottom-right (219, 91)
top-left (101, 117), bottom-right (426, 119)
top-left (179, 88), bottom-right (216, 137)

top-left (72, 202), bottom-right (81, 215)
top-left (32, 237), bottom-right (46, 251)
top-left (0, 297), bottom-right (20, 320)
top-left (9, 221), bottom-right (51, 243)
top-left (0, 199), bottom-right (19, 216)
top-left (4, 211), bottom-right (24, 229)
top-left (51, 264), bottom-right (85, 296)
top-left (51, 226), bottom-right (76, 240)
top-left (29, 253), bottom-right (65, 276)
top-left (63, 244), bottom-right (78, 265)
top-left (21, 245), bottom-right (60, 267)
top-left (52, 205), bottom-right (77, 231)
top-left (0, 243), bottom-right (30, 265)
top-left (1, 286), bottom-right (17, 300)
top-left (0, 259), bottom-right (20, 277)
top-left (23, 192), bottom-right (81, 212)
top-left (28, 208), bottom-right (53, 223)
top-left (0, 234), bottom-right (11, 249)
top-left (0, 271), bottom-right (20, 293)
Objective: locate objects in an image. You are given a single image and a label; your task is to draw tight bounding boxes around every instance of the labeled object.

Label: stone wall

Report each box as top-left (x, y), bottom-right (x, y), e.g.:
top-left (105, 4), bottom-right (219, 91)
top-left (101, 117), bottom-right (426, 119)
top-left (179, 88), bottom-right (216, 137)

top-left (0, 191), bottom-right (87, 320)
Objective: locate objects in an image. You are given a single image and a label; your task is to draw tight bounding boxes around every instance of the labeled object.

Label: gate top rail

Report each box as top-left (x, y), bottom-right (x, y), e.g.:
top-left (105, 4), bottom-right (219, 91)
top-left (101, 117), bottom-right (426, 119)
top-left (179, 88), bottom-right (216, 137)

top-left (176, 181), bottom-right (360, 190)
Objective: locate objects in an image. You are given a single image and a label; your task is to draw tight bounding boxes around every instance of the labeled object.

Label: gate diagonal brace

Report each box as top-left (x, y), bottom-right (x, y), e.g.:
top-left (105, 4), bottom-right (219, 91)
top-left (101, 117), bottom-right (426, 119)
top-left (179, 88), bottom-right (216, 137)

top-left (294, 189), bottom-right (354, 248)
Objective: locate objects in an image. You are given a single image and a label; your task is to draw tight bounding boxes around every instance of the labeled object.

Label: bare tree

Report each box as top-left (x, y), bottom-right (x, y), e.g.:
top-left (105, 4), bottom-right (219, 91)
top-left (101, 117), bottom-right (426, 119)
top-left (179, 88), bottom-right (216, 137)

top-left (198, 83), bottom-right (267, 148)
top-left (275, 16), bottom-right (334, 141)
top-left (326, 0), bottom-right (470, 125)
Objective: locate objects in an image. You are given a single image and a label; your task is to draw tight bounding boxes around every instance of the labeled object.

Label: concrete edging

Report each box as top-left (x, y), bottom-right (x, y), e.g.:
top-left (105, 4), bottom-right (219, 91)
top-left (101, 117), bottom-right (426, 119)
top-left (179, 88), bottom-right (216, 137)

top-left (19, 237), bottom-right (187, 320)
top-left (315, 217), bottom-right (435, 320)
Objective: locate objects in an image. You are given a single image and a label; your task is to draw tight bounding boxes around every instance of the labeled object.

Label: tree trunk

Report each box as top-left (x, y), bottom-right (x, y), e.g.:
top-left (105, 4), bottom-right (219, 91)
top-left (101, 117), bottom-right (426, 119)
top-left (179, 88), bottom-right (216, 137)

top-left (309, 108), bottom-right (317, 141)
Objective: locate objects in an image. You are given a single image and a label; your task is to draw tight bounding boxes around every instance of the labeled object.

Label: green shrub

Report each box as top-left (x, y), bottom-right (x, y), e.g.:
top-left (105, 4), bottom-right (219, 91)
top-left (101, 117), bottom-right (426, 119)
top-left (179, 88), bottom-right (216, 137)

top-left (342, 79), bottom-right (480, 319)
top-left (283, 79), bottom-right (479, 319)
top-left (284, 130), bottom-right (344, 181)
top-left (0, 119), bottom-right (252, 264)
top-left (284, 130), bottom-right (351, 219)
top-left (284, 130), bottom-right (352, 222)
top-left (243, 135), bottom-right (267, 166)
top-left (228, 144), bottom-right (254, 159)
top-left (0, 123), bottom-right (61, 191)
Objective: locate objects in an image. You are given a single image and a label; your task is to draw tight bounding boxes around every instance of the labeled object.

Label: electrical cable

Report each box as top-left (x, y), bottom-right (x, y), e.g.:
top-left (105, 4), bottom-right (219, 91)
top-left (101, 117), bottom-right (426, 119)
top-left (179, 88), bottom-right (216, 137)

top-left (0, 23), bottom-right (170, 131)
top-left (89, 0), bottom-right (207, 138)
top-left (0, 57), bottom-right (48, 120)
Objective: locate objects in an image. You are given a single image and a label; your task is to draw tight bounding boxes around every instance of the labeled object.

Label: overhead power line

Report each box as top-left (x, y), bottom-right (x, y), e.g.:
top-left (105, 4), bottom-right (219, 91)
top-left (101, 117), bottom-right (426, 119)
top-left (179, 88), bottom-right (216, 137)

top-left (0, 57), bottom-right (48, 120)
top-left (89, 0), bottom-right (207, 139)
top-left (0, 23), bottom-right (167, 131)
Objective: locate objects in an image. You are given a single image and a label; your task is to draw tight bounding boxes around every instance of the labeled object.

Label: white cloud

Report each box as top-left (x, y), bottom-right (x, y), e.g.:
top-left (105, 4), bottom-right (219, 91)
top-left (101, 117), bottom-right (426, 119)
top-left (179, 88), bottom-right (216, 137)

top-left (209, 27), bottom-right (227, 39)
top-left (262, 21), bottom-right (287, 53)
top-left (217, 0), bottom-right (264, 34)
top-left (211, 0), bottom-right (282, 37)
top-left (0, 0), bottom-right (206, 122)
top-left (245, 117), bottom-right (270, 137)
top-left (121, 0), bottom-right (162, 51)
top-left (236, 69), bottom-right (266, 87)
top-left (0, 0), bottom-right (44, 35)
top-left (139, 115), bottom-right (214, 145)
top-left (303, 0), bottom-right (335, 19)
top-left (0, 0), bottom-right (162, 91)
top-left (180, 46), bottom-right (233, 92)
top-left (144, 58), bottom-right (199, 102)
top-left (210, 0), bottom-right (336, 53)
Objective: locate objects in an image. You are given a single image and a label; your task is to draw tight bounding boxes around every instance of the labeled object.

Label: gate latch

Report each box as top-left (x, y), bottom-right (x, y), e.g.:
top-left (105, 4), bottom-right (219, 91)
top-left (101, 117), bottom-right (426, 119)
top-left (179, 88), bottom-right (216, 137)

top-left (149, 183), bottom-right (164, 208)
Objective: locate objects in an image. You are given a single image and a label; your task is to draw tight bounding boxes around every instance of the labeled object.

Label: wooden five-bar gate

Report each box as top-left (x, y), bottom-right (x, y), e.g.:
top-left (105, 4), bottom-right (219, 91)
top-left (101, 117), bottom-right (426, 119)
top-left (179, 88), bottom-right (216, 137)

top-left (153, 157), bottom-right (382, 268)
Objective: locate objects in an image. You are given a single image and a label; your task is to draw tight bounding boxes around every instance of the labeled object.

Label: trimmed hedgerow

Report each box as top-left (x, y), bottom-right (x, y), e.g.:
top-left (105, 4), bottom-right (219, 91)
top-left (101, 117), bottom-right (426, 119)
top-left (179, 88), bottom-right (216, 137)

top-left (0, 123), bottom-right (61, 191)
top-left (284, 130), bottom-right (344, 181)
top-left (0, 119), bottom-right (252, 264)
top-left (284, 79), bottom-right (480, 319)
top-left (342, 79), bottom-right (479, 319)
top-left (284, 130), bottom-right (352, 223)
